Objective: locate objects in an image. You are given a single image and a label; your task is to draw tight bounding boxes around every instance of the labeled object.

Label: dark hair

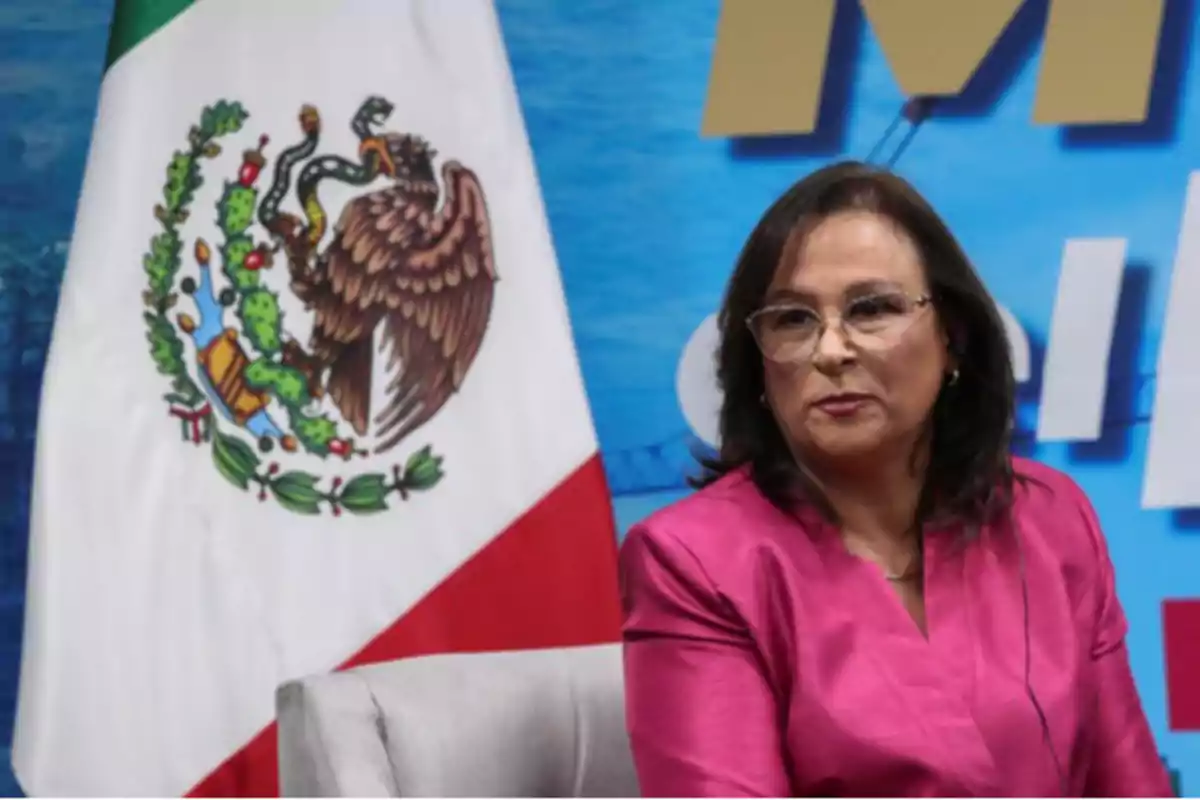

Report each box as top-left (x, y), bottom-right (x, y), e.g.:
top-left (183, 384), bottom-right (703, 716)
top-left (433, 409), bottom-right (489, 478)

top-left (696, 160), bottom-right (1016, 528)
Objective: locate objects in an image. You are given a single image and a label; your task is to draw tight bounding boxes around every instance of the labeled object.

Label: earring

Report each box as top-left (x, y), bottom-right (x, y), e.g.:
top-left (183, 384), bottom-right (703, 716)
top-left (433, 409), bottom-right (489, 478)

top-left (948, 368), bottom-right (960, 386)
top-left (760, 393), bottom-right (768, 405)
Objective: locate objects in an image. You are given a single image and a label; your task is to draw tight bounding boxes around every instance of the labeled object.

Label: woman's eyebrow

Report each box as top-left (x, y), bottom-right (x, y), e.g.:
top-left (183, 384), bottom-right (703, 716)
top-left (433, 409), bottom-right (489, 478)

top-left (762, 286), bottom-right (816, 306)
top-left (764, 279), bottom-right (905, 306)
top-left (842, 279), bottom-right (904, 299)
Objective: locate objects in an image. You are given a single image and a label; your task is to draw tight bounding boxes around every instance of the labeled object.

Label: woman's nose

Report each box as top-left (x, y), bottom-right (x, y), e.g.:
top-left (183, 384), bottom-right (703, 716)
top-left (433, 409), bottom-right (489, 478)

top-left (810, 321), bottom-right (856, 372)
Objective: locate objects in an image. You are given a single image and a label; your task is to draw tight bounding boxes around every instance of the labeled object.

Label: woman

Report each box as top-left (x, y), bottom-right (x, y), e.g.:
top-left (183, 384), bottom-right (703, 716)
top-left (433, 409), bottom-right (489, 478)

top-left (619, 161), bottom-right (1170, 797)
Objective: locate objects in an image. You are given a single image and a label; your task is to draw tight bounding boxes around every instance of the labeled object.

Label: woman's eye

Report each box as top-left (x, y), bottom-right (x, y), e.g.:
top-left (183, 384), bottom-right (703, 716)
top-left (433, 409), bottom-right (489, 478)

top-left (773, 309), bottom-right (818, 328)
top-left (848, 295), bottom-right (905, 319)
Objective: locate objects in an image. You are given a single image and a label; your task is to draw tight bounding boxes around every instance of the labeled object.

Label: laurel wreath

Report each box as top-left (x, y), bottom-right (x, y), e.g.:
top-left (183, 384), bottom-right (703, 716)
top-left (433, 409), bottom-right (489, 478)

top-left (140, 100), bottom-right (443, 516)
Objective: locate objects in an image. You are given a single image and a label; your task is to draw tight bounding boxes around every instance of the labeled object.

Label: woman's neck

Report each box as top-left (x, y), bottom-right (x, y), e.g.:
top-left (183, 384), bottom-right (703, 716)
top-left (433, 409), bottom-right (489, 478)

top-left (810, 448), bottom-right (926, 547)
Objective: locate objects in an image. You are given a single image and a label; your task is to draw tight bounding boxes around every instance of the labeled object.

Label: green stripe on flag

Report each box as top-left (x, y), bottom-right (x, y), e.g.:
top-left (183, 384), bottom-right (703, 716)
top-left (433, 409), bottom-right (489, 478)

top-left (105, 0), bottom-right (195, 70)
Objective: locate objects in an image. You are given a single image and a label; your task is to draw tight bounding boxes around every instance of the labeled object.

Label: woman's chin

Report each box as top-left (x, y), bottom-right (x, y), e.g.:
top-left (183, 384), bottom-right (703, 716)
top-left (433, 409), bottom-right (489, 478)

top-left (804, 428), bottom-right (888, 461)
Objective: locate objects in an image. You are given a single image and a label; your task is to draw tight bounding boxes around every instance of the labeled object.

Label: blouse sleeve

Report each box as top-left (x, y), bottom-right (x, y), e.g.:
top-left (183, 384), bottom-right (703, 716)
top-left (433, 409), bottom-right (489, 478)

top-left (1075, 489), bottom-right (1173, 797)
top-left (618, 522), bottom-right (790, 798)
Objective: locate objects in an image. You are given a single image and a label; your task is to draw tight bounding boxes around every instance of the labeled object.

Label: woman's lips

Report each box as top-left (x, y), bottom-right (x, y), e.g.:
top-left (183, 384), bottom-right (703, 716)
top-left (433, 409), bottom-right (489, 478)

top-left (812, 393), bottom-right (874, 417)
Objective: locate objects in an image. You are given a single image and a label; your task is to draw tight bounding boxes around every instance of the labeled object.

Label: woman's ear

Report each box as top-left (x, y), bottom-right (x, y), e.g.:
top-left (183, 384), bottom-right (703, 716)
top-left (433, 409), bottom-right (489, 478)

top-left (939, 325), bottom-right (962, 381)
top-left (937, 311), bottom-right (965, 369)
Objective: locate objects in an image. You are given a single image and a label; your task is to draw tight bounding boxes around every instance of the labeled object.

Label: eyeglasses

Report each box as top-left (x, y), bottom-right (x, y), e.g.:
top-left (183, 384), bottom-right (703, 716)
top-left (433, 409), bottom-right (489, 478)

top-left (746, 290), bottom-right (933, 363)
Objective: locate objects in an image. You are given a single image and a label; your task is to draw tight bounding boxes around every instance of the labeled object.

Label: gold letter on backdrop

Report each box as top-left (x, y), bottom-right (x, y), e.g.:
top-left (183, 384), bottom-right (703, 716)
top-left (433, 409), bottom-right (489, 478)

top-left (703, 0), bottom-right (1166, 136)
top-left (701, 0), bottom-right (837, 136)
top-left (858, 0), bottom-right (1023, 96)
top-left (1034, 0), bottom-right (1165, 125)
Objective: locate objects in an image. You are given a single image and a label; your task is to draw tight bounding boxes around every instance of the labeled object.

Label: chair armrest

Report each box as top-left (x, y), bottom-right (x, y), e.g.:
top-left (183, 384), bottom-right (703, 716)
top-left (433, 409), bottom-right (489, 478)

top-left (276, 672), bottom-right (400, 797)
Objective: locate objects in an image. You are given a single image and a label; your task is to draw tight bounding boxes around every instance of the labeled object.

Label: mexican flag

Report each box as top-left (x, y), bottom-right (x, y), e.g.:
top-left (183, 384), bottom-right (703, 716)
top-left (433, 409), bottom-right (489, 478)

top-left (13, 0), bottom-right (621, 794)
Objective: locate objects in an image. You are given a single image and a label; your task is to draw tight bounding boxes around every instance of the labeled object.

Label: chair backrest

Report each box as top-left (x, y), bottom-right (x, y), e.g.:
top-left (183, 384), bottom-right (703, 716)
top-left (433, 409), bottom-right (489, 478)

top-left (276, 643), bottom-right (639, 797)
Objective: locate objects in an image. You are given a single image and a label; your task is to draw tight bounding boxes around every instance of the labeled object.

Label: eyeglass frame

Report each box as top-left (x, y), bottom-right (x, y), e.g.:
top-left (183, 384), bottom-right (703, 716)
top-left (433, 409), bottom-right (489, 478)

top-left (744, 290), bottom-right (935, 363)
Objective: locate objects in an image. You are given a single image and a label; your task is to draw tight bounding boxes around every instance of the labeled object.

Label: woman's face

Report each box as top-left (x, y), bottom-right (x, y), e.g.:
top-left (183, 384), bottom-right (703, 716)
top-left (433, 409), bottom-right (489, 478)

top-left (760, 210), bottom-right (952, 468)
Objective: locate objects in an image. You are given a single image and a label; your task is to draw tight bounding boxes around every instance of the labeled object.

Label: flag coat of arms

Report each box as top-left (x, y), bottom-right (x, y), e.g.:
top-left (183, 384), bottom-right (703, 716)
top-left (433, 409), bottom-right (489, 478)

top-left (13, 0), bottom-right (622, 794)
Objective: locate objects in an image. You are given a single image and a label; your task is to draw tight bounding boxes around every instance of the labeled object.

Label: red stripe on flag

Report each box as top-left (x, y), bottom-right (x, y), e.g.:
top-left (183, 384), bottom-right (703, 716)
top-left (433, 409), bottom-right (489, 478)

top-left (187, 454), bottom-right (622, 797)
top-left (1163, 598), bottom-right (1200, 731)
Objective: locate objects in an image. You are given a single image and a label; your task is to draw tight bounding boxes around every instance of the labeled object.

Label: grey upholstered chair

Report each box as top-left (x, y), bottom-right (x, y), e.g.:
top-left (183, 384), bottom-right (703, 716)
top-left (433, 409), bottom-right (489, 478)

top-left (276, 644), bottom-right (639, 797)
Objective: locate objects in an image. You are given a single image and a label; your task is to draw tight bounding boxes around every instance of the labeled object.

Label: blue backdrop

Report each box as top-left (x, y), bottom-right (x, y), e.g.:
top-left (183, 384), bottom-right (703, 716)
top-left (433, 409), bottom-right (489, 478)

top-left (0, 0), bottom-right (1197, 794)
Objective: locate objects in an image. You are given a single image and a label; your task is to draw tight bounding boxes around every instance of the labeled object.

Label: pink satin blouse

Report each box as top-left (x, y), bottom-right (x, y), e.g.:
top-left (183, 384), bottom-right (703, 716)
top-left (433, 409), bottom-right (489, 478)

top-left (619, 457), bottom-right (1171, 797)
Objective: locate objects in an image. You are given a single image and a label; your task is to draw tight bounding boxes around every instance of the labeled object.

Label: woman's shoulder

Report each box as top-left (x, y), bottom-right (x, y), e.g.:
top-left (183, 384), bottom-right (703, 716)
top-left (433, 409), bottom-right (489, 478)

top-left (638, 465), bottom-right (778, 526)
top-left (622, 467), bottom-right (797, 569)
top-left (619, 468), bottom-right (816, 628)
top-left (1010, 455), bottom-right (1096, 518)
top-left (1008, 455), bottom-right (1108, 564)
